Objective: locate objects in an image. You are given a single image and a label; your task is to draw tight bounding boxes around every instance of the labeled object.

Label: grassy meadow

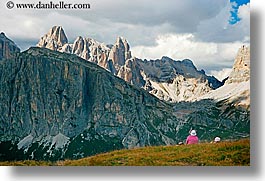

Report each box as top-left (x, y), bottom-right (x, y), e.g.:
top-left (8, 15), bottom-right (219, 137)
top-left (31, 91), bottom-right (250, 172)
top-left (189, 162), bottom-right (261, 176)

top-left (0, 139), bottom-right (250, 166)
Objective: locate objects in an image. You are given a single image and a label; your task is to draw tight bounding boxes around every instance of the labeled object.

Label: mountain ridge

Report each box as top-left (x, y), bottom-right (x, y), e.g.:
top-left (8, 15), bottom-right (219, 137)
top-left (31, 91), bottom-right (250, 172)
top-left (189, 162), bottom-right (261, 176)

top-left (36, 26), bottom-right (222, 102)
top-left (0, 32), bottom-right (20, 61)
top-left (0, 47), bottom-right (182, 160)
top-left (0, 31), bottom-right (250, 161)
top-left (0, 46), bottom-right (250, 161)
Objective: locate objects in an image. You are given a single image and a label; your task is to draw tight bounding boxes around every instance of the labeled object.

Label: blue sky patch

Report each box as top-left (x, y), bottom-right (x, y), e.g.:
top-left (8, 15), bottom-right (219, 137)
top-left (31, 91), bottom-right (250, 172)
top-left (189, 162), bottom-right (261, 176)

top-left (230, 0), bottom-right (250, 24)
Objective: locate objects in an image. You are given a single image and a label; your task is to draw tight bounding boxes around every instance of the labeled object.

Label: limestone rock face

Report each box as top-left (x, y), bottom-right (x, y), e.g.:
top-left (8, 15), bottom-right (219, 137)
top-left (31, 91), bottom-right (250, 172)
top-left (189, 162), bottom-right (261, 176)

top-left (116, 58), bottom-right (145, 88)
top-left (37, 26), bottom-right (122, 74)
top-left (0, 47), bottom-right (249, 161)
top-left (108, 37), bottom-right (132, 67)
top-left (0, 47), bottom-right (183, 160)
top-left (115, 56), bottom-right (217, 102)
top-left (0, 32), bottom-right (20, 61)
top-left (226, 45), bottom-right (250, 84)
top-left (71, 36), bottom-right (109, 65)
top-left (37, 26), bottom-right (68, 51)
top-left (133, 56), bottom-right (221, 102)
top-left (36, 27), bottom-right (222, 103)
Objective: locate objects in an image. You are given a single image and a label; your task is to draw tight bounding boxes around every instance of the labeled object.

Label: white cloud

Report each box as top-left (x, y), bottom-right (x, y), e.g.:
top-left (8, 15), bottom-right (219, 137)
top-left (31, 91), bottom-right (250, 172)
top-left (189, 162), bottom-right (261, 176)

top-left (0, 0), bottom-right (249, 76)
top-left (0, 0), bottom-right (231, 45)
top-left (130, 1), bottom-right (250, 74)
top-left (238, 3), bottom-right (250, 20)
top-left (196, 1), bottom-right (250, 43)
top-left (210, 68), bottom-right (232, 81)
top-left (131, 33), bottom-right (245, 72)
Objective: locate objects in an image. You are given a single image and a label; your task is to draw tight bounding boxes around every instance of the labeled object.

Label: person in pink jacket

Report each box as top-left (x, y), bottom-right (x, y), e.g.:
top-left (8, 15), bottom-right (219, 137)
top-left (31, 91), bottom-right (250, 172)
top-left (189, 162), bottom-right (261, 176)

top-left (186, 130), bottom-right (199, 144)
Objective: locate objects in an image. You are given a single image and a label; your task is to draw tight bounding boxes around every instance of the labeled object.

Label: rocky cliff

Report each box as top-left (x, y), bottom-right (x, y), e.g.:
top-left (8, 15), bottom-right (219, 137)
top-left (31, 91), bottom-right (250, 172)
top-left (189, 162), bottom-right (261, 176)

top-left (0, 47), bottom-right (181, 160)
top-left (198, 45), bottom-right (250, 107)
top-left (0, 47), bottom-right (249, 161)
top-left (37, 26), bottom-right (68, 51)
top-left (37, 26), bottom-right (222, 102)
top-left (135, 57), bottom-right (221, 102)
top-left (36, 26), bottom-right (131, 76)
top-left (226, 45), bottom-right (250, 84)
top-left (0, 32), bottom-right (20, 61)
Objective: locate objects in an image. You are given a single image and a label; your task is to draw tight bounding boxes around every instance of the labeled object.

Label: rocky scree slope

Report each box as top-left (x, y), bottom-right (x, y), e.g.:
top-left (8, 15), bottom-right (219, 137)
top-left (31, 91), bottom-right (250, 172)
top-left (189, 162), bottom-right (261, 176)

top-left (37, 26), bottom-right (222, 102)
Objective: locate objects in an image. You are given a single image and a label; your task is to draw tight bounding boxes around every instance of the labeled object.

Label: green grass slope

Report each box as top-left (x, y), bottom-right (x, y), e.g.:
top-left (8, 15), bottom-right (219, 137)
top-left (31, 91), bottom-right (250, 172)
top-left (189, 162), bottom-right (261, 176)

top-left (0, 139), bottom-right (249, 166)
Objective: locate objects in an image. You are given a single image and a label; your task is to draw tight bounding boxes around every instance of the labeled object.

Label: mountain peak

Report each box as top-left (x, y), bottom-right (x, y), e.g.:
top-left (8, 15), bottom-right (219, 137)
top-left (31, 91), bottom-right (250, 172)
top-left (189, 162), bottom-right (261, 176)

top-left (0, 32), bottom-right (20, 60)
top-left (225, 45), bottom-right (250, 84)
top-left (37, 26), bottom-right (68, 51)
top-left (116, 36), bottom-right (127, 42)
top-left (35, 26), bottom-right (221, 102)
top-left (182, 59), bottom-right (195, 67)
top-left (49, 26), bottom-right (67, 43)
top-left (108, 36), bottom-right (132, 66)
top-left (115, 36), bottom-right (130, 49)
top-left (161, 56), bottom-right (172, 61)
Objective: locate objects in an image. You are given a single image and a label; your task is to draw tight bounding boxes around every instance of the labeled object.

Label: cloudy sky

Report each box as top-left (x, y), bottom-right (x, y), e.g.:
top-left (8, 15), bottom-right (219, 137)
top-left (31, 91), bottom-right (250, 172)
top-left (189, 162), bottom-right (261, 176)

top-left (0, 0), bottom-right (250, 80)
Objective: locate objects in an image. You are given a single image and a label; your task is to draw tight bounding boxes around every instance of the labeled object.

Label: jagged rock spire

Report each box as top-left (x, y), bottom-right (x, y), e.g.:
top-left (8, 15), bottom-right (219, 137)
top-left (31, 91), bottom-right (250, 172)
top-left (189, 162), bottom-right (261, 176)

top-left (35, 26), bottom-right (222, 102)
top-left (37, 26), bottom-right (68, 51)
top-left (108, 36), bottom-right (132, 66)
top-left (226, 45), bottom-right (250, 84)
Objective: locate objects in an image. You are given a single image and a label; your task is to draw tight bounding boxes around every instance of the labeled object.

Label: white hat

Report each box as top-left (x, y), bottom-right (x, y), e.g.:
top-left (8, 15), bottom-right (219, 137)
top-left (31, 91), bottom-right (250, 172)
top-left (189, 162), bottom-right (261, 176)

top-left (190, 130), bottom-right (196, 136)
top-left (214, 137), bottom-right (221, 142)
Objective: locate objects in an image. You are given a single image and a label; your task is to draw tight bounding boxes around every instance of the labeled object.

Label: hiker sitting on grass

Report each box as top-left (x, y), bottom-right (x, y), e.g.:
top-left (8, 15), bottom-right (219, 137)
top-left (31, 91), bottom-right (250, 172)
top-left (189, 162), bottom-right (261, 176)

top-left (186, 130), bottom-right (199, 145)
top-left (214, 137), bottom-right (221, 143)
